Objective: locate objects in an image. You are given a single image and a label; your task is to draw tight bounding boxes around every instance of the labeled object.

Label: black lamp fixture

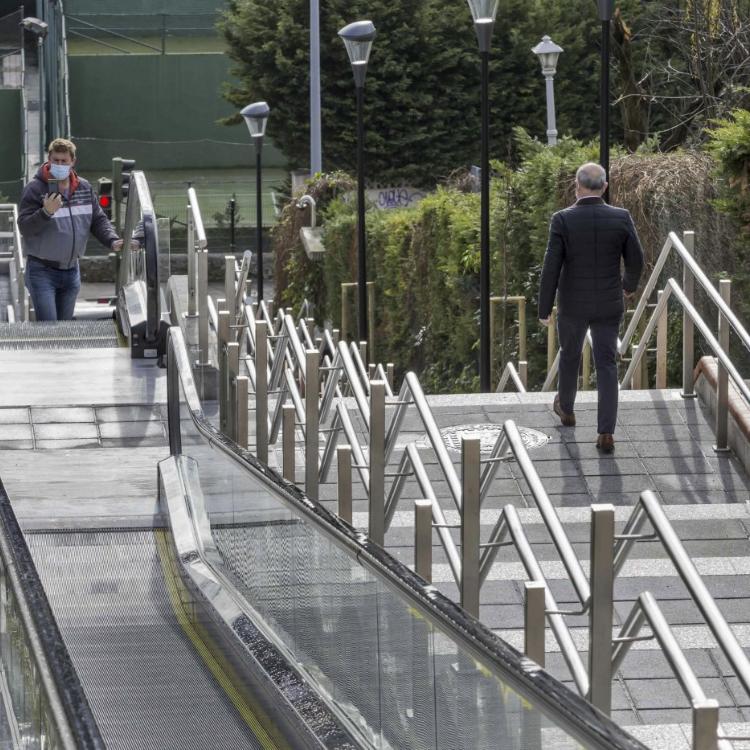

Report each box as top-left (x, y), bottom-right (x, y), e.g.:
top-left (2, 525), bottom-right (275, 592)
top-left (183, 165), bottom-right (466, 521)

top-left (241, 101), bottom-right (270, 301)
top-left (339, 20), bottom-right (376, 344)
top-left (466, 0), bottom-right (498, 392)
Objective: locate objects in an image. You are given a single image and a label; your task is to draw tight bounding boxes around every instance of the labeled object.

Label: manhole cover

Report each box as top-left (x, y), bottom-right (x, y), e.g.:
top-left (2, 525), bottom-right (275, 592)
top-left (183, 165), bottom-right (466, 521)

top-left (438, 424), bottom-right (549, 456)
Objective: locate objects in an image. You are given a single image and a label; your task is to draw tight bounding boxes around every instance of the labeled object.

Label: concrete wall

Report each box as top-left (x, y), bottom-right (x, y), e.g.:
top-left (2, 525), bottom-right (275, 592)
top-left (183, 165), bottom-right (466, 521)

top-left (0, 89), bottom-right (23, 202)
top-left (67, 54), bottom-right (284, 171)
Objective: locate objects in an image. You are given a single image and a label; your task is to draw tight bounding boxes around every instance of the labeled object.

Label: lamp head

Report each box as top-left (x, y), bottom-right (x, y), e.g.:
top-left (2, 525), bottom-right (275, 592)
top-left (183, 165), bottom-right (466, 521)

top-left (466, 0), bottom-right (498, 52)
top-left (338, 20), bottom-right (376, 87)
top-left (531, 35), bottom-right (563, 76)
top-left (598, 0), bottom-right (614, 21)
top-left (21, 17), bottom-right (48, 39)
top-left (241, 101), bottom-right (270, 139)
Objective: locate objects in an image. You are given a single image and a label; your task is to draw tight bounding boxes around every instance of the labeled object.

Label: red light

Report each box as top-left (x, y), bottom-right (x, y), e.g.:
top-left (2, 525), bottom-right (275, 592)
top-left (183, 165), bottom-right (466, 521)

top-left (99, 195), bottom-right (111, 208)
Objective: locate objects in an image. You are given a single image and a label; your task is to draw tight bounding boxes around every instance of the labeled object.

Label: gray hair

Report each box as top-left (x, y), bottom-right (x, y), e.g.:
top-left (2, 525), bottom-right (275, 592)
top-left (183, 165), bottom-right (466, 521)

top-left (576, 162), bottom-right (607, 190)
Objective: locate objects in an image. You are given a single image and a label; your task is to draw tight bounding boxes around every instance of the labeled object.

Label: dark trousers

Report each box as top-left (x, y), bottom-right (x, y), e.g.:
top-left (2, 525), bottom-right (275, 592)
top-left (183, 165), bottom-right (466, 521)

top-left (557, 314), bottom-right (621, 435)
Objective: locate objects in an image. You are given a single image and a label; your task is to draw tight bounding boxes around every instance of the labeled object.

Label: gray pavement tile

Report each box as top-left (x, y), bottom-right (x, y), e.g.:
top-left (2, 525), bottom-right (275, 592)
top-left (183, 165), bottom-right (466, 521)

top-left (30, 407), bottom-right (95, 424)
top-left (681, 404), bottom-right (716, 425)
top-left (0, 408), bottom-right (29, 424)
top-left (584, 474), bottom-right (657, 494)
top-left (624, 423), bottom-right (696, 441)
top-left (34, 439), bottom-right (101, 450)
top-left (724, 676), bottom-right (750, 708)
top-left (627, 677), bottom-right (736, 710)
top-left (609, 710), bottom-right (640, 727)
top-left (566, 442), bottom-right (639, 459)
top-left (32, 422), bottom-right (98, 440)
top-left (633, 706), bottom-right (746, 724)
top-left (575, 458), bottom-right (646, 477)
top-left (651, 473), bottom-right (731, 492)
top-left (100, 436), bottom-right (170, 449)
top-left (640, 455), bottom-right (718, 475)
top-left (95, 405), bottom-right (164, 422)
top-left (0, 424), bottom-right (33, 440)
top-left (687, 424), bottom-right (723, 441)
top-left (98, 421), bottom-right (166, 439)
top-left (617, 409), bottom-right (688, 426)
top-left (667, 519), bottom-right (749, 541)
top-left (659, 489), bottom-right (750, 504)
top-left (508, 460), bottom-right (581, 479)
top-left (615, 649), bottom-right (719, 680)
top-left (631, 441), bottom-right (708, 459)
top-left (0, 440), bottom-right (33, 450)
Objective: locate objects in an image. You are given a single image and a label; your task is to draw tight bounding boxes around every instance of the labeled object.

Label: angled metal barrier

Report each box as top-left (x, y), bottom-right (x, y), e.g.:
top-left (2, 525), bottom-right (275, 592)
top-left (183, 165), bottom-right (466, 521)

top-left (165, 324), bottom-right (647, 750)
top-left (0, 477), bottom-right (104, 749)
top-left (0, 204), bottom-right (28, 322)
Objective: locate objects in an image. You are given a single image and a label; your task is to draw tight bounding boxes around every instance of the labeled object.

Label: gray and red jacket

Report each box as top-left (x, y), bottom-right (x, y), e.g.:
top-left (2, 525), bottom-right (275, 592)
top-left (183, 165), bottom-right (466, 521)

top-left (17, 164), bottom-right (119, 270)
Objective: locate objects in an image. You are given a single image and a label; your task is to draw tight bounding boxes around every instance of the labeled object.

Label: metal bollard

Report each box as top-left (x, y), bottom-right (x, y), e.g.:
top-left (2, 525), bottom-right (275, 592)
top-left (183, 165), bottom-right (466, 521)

top-left (656, 289), bottom-right (668, 389)
top-left (226, 342), bottom-right (239, 442)
top-left (235, 375), bottom-right (249, 449)
top-left (187, 210), bottom-right (197, 317)
top-left (337, 445), bottom-right (352, 524)
top-left (359, 341), bottom-right (368, 372)
top-left (715, 279), bottom-right (731, 453)
top-left (369, 381), bottom-right (386, 546)
top-left (218, 310), bottom-right (230, 434)
top-left (588, 504), bottom-right (615, 715)
top-left (414, 499), bottom-right (432, 583)
top-left (461, 437), bottom-right (481, 617)
top-left (386, 363), bottom-right (394, 391)
top-left (524, 581), bottom-right (546, 668)
top-left (692, 699), bottom-right (719, 750)
top-left (519, 361), bottom-right (528, 390)
top-left (196, 249), bottom-right (209, 365)
top-left (282, 404), bottom-right (296, 483)
top-left (332, 328), bottom-right (340, 346)
top-left (682, 231), bottom-right (697, 398)
top-left (255, 321), bottom-right (269, 463)
top-left (582, 337), bottom-right (591, 391)
top-left (305, 350), bottom-right (319, 501)
top-left (368, 363), bottom-right (376, 380)
top-left (367, 281), bottom-right (376, 362)
top-left (224, 255), bottom-right (236, 320)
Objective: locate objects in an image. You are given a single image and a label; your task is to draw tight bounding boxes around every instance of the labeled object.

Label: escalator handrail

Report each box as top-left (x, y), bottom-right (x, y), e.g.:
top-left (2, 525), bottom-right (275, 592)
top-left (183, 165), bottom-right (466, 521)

top-left (0, 478), bottom-right (105, 749)
top-left (166, 326), bottom-right (647, 750)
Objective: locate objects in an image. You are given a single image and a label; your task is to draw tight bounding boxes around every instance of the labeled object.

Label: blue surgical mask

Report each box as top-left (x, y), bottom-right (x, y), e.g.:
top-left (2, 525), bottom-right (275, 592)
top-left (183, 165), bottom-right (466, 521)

top-left (49, 163), bottom-right (71, 180)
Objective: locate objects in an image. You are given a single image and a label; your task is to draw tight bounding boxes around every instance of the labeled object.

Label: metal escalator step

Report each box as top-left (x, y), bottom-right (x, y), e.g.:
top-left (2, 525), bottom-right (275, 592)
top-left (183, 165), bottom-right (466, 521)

top-left (26, 530), bottom-right (270, 750)
top-left (0, 320), bottom-right (120, 349)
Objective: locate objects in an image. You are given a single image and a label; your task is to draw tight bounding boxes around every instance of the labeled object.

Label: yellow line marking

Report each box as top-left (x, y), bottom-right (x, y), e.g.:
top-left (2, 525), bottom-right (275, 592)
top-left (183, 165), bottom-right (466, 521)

top-left (153, 530), bottom-right (281, 749)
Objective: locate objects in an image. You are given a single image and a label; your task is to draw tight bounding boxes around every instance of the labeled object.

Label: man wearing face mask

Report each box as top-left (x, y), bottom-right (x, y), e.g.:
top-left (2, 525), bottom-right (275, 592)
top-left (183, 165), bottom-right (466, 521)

top-left (17, 138), bottom-right (124, 321)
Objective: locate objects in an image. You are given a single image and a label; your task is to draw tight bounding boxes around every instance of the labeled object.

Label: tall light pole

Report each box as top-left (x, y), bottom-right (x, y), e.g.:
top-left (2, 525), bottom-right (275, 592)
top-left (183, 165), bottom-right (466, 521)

top-left (241, 101), bottom-right (270, 301)
top-left (466, 0), bottom-right (498, 393)
top-left (598, 0), bottom-right (613, 200)
top-left (338, 20), bottom-right (376, 344)
top-left (310, 0), bottom-right (322, 174)
top-left (531, 35), bottom-right (563, 146)
top-left (21, 17), bottom-right (48, 163)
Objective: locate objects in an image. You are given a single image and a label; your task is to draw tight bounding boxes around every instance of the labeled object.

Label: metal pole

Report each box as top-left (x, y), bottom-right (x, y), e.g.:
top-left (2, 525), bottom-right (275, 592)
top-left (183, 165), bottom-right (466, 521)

top-left (224, 255), bottom-right (235, 320)
top-left (226, 342), bottom-right (240, 442)
top-left (461, 437), bottom-right (481, 617)
top-left (235, 375), bottom-right (249, 449)
top-left (369, 380), bottom-right (386, 546)
top-left (186, 209), bottom-right (197, 316)
top-left (218, 310), bottom-right (230, 434)
top-left (197, 250), bottom-right (209, 365)
top-left (38, 37), bottom-right (45, 163)
top-left (256, 145), bottom-right (264, 301)
top-left (167, 335), bottom-right (181, 457)
top-left (692, 699), bottom-right (719, 750)
top-left (656, 289), bottom-right (668, 389)
top-left (414, 499), bottom-right (433, 583)
top-left (229, 195), bottom-right (236, 252)
top-left (544, 75), bottom-right (558, 146)
top-left (600, 19), bottom-right (610, 201)
top-left (479, 49), bottom-right (491, 392)
top-left (518, 298), bottom-right (527, 363)
top-left (256, 320), bottom-right (269, 463)
top-left (524, 581), bottom-right (546, 667)
top-left (367, 281), bottom-right (376, 362)
top-left (310, 0), bottom-right (322, 174)
top-left (715, 279), bottom-right (731, 453)
top-left (588, 504), bottom-right (615, 715)
top-left (305, 349), bottom-right (319, 501)
top-left (337, 445), bottom-right (352, 524)
top-left (682, 231), bottom-right (696, 397)
top-left (282, 404), bottom-right (296, 482)
top-left (356, 84), bottom-right (368, 343)
top-left (547, 308), bottom-right (557, 375)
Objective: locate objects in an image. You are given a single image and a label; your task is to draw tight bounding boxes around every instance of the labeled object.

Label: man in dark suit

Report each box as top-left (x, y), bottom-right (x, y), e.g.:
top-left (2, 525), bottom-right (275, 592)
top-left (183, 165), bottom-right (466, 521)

top-left (538, 162), bottom-right (644, 452)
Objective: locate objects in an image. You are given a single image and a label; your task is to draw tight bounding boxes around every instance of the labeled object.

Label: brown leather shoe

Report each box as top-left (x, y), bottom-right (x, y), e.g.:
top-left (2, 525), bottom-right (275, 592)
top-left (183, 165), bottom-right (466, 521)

top-left (596, 433), bottom-right (615, 453)
top-left (553, 395), bottom-right (576, 427)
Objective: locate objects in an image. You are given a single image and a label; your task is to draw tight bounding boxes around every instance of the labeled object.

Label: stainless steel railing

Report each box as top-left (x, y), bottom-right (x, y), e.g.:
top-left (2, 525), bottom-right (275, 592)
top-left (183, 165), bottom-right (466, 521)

top-left (0, 204), bottom-right (28, 321)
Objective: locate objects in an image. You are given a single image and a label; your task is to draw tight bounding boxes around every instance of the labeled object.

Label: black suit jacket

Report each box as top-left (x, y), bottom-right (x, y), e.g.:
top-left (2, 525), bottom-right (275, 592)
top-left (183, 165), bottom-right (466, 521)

top-left (538, 197), bottom-right (644, 320)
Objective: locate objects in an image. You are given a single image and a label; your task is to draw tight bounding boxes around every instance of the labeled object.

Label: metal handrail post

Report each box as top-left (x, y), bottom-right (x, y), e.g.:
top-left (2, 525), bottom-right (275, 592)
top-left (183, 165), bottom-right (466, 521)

top-left (197, 249), bottom-right (209, 365)
top-left (226, 342), bottom-right (240, 442)
top-left (369, 381), bottom-right (386, 546)
top-left (693, 700), bottom-right (720, 750)
top-left (524, 581), bottom-right (546, 668)
top-left (682, 231), bottom-right (696, 397)
top-left (282, 404), bottom-right (296, 483)
top-left (305, 349), bottom-right (320, 502)
top-left (167, 330), bottom-right (182, 456)
top-left (414, 499), bottom-right (433, 583)
top-left (337, 446), bottom-right (353, 524)
top-left (714, 280), bottom-right (731, 452)
top-left (588, 504), bottom-right (615, 715)
top-left (656, 289), bottom-right (668, 389)
top-left (235, 375), bottom-right (249, 449)
top-left (218, 311), bottom-right (230, 434)
top-left (186, 207), bottom-right (197, 316)
top-left (224, 256), bottom-right (236, 321)
top-left (255, 321), bottom-right (269, 463)
top-left (461, 438), bottom-right (481, 617)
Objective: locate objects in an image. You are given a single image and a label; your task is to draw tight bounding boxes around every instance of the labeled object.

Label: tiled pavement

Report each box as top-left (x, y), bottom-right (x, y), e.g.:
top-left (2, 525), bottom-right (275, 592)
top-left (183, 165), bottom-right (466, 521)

top-left (270, 388), bottom-right (750, 747)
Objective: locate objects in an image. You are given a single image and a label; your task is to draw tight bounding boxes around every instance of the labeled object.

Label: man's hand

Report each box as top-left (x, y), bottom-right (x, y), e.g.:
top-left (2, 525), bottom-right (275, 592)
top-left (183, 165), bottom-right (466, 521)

top-left (43, 193), bottom-right (63, 216)
top-left (539, 317), bottom-right (551, 328)
top-left (111, 239), bottom-right (124, 252)
top-left (624, 290), bottom-right (635, 302)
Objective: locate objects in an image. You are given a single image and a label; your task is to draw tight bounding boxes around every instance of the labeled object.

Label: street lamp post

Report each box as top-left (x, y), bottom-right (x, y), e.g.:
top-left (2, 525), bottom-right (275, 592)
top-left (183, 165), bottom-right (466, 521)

top-left (310, 0), bottom-right (322, 174)
top-left (241, 101), bottom-right (270, 301)
top-left (21, 17), bottom-right (49, 163)
top-left (338, 20), bottom-right (376, 345)
top-left (466, 0), bottom-right (498, 393)
top-left (598, 0), bottom-right (613, 199)
top-left (531, 35), bottom-right (563, 146)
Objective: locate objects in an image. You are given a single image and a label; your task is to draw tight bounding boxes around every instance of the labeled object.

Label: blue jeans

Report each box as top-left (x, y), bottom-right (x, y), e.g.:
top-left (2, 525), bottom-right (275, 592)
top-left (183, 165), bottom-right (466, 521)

top-left (557, 314), bottom-right (622, 435)
top-left (25, 257), bottom-right (81, 321)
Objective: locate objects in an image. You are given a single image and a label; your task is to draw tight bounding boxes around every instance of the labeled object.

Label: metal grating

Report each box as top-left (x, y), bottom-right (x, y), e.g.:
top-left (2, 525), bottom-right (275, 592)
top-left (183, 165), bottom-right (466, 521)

top-left (26, 530), bottom-right (266, 750)
top-left (0, 320), bottom-right (120, 349)
top-left (439, 423), bottom-right (549, 456)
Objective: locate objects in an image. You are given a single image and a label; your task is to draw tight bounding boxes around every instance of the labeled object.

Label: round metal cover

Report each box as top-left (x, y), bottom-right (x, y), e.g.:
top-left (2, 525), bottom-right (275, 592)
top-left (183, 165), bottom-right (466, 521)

top-left (439, 423), bottom-right (549, 456)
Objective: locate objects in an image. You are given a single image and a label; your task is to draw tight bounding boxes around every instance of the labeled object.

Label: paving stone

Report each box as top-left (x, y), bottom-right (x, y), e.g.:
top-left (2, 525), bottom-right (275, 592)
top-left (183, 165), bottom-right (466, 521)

top-left (575, 458), bottom-right (646, 477)
top-left (95, 404), bottom-right (164, 422)
top-left (31, 407), bottom-right (95, 423)
top-left (0, 424), bottom-right (33, 440)
top-left (98, 421), bottom-right (166, 439)
top-left (566, 442), bottom-right (639, 459)
top-left (100, 436), bottom-right (170, 449)
top-left (34, 439), bottom-right (101, 450)
top-left (632, 440), bottom-right (708, 458)
top-left (627, 677), bottom-right (736, 710)
top-left (0, 408), bottom-right (29, 424)
top-left (32, 422), bottom-right (99, 440)
top-left (0, 440), bottom-right (33, 450)
top-left (615, 649), bottom-right (719, 680)
top-left (584, 474), bottom-right (658, 494)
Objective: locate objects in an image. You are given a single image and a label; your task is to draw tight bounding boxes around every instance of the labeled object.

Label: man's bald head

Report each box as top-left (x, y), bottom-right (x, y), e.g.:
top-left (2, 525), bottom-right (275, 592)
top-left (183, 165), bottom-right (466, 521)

top-left (575, 162), bottom-right (607, 196)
